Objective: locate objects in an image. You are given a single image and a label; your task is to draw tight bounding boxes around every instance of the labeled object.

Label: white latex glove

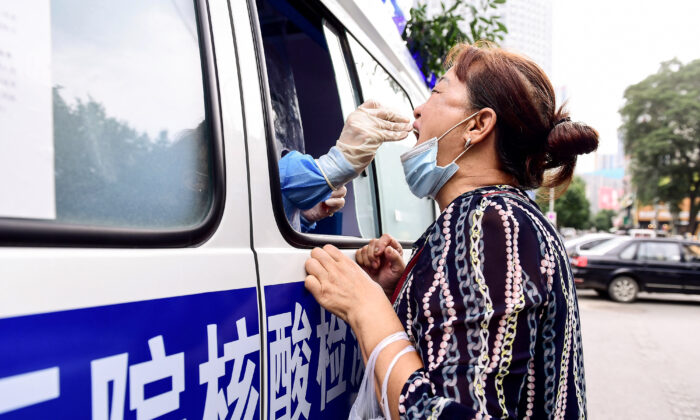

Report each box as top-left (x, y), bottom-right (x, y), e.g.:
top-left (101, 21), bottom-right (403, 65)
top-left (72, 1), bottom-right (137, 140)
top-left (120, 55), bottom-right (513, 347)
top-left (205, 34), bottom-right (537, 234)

top-left (301, 186), bottom-right (347, 223)
top-left (336, 100), bottom-right (412, 173)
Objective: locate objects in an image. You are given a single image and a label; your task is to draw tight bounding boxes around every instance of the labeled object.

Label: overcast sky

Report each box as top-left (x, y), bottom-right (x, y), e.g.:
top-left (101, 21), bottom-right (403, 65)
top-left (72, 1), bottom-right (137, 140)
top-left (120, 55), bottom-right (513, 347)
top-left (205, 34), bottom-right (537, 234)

top-left (550, 0), bottom-right (700, 172)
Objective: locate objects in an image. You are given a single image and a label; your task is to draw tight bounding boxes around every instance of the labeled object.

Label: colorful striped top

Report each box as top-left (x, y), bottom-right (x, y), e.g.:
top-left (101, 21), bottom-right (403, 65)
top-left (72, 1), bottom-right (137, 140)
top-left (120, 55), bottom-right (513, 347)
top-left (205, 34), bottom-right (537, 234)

top-left (393, 185), bottom-right (586, 419)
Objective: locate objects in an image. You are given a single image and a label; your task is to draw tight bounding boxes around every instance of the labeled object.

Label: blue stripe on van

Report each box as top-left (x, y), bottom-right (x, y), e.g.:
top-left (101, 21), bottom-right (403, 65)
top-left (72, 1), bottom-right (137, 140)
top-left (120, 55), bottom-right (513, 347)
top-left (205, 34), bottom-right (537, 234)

top-left (264, 282), bottom-right (361, 420)
top-left (0, 288), bottom-right (260, 419)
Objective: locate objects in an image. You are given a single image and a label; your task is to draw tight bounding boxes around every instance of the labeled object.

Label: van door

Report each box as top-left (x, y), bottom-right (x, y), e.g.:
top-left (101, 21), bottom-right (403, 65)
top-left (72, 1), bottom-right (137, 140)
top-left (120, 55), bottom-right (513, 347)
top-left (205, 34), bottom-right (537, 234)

top-left (231, 0), bottom-right (429, 418)
top-left (0, 1), bottom-right (262, 418)
top-left (235, 2), bottom-right (367, 419)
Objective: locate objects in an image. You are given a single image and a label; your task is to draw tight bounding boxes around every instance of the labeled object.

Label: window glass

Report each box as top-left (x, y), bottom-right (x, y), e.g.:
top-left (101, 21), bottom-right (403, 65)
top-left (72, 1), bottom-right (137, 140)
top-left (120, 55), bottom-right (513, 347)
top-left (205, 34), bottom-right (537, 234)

top-left (638, 242), bottom-right (681, 262)
top-left (0, 0), bottom-right (212, 229)
top-left (347, 36), bottom-right (435, 241)
top-left (618, 244), bottom-right (637, 260)
top-left (579, 238), bottom-right (610, 251)
top-left (257, 0), bottom-right (377, 238)
top-left (323, 23), bottom-right (379, 239)
top-left (683, 244), bottom-right (700, 262)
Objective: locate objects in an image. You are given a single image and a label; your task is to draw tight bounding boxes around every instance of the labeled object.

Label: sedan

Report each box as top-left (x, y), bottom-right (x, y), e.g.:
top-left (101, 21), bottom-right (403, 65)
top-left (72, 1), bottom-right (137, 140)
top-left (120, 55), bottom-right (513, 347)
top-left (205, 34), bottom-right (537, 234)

top-left (571, 238), bottom-right (700, 302)
top-left (564, 233), bottom-right (617, 256)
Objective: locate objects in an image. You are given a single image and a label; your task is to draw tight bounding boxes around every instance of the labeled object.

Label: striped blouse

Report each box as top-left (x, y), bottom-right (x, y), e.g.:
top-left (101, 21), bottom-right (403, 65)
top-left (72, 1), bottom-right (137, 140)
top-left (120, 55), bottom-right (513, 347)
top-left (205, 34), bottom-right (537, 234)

top-left (393, 185), bottom-right (586, 419)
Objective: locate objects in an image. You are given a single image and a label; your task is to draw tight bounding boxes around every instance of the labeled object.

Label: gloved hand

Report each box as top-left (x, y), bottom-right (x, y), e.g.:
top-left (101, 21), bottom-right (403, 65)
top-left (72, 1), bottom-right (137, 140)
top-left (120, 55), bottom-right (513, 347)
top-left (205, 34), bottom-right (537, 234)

top-left (301, 185), bottom-right (347, 223)
top-left (335, 100), bottom-right (412, 173)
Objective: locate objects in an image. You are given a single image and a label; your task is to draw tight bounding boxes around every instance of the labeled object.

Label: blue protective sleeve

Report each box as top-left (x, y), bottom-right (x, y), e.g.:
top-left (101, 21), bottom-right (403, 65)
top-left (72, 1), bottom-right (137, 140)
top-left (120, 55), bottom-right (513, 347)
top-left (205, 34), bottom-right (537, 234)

top-left (279, 151), bottom-right (334, 211)
top-left (299, 214), bottom-right (317, 233)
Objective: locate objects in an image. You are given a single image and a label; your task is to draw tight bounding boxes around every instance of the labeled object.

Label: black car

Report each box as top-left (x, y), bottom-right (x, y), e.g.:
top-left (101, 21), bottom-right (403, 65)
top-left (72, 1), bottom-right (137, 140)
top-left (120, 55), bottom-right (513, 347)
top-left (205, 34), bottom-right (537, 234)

top-left (571, 238), bottom-right (700, 302)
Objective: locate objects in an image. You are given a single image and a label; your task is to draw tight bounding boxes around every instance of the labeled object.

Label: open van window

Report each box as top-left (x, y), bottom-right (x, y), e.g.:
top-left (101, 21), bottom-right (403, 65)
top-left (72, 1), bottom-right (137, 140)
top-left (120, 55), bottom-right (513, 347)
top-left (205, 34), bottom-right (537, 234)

top-left (257, 0), bottom-right (380, 238)
top-left (346, 36), bottom-right (436, 241)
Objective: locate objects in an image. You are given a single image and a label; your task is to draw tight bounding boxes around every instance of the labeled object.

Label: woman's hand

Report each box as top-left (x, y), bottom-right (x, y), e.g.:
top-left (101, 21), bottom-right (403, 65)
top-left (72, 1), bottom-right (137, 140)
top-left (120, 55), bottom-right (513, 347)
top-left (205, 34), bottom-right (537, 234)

top-left (305, 244), bottom-right (388, 325)
top-left (355, 234), bottom-right (406, 297)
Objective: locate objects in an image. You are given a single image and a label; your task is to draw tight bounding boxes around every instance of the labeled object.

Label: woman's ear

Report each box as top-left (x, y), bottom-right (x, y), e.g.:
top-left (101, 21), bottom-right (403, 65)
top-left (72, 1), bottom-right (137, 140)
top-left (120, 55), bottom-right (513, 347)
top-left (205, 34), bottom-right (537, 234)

top-left (463, 108), bottom-right (497, 146)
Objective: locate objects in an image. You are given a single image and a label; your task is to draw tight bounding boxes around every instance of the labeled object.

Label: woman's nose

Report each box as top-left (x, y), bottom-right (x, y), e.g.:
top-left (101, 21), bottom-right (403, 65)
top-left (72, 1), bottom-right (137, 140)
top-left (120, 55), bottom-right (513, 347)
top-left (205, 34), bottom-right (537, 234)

top-left (413, 103), bottom-right (423, 120)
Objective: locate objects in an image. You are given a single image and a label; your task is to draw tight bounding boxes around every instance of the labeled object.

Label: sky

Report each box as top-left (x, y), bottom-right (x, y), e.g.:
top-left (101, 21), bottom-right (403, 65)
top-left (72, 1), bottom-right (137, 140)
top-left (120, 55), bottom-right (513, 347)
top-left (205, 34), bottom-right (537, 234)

top-left (550, 0), bottom-right (700, 172)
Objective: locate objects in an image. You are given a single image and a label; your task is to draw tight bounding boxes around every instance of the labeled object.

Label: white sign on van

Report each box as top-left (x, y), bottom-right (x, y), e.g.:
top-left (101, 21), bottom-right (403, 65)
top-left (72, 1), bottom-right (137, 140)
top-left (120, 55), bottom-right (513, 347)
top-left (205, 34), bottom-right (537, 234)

top-left (0, 1), bottom-right (55, 219)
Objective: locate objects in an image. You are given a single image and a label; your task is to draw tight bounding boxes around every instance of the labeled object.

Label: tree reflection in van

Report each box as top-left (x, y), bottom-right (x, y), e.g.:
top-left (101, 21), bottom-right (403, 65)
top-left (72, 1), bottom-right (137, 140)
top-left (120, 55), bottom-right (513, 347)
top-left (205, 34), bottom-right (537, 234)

top-left (53, 87), bottom-right (212, 228)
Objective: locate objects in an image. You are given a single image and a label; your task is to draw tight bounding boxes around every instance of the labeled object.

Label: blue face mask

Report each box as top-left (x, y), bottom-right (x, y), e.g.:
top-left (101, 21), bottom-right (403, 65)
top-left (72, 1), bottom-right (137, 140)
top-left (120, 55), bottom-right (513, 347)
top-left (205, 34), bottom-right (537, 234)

top-left (400, 111), bottom-right (479, 200)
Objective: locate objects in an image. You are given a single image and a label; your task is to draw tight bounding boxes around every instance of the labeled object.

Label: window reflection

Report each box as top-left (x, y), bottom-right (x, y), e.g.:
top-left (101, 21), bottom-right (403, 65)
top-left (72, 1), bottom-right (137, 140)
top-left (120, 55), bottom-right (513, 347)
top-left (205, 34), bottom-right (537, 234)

top-left (48, 0), bottom-right (212, 228)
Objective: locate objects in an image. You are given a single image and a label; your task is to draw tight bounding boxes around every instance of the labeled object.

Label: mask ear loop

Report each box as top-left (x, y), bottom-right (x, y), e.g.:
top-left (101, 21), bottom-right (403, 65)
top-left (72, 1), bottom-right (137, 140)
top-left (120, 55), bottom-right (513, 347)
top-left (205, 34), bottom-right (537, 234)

top-left (451, 137), bottom-right (473, 164)
top-left (436, 111), bottom-right (479, 142)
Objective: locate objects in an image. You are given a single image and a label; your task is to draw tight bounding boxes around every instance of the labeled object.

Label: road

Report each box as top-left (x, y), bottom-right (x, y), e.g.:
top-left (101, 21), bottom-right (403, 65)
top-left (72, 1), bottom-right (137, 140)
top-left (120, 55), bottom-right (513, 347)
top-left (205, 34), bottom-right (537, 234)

top-left (577, 289), bottom-right (700, 419)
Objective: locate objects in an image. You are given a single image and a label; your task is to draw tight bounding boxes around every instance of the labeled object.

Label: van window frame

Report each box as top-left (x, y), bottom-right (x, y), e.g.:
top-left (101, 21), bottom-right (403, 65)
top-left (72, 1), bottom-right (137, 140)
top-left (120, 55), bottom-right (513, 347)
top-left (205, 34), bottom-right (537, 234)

top-left (247, 0), bottom-right (382, 249)
top-left (0, 0), bottom-right (226, 248)
top-left (248, 0), bottom-right (427, 249)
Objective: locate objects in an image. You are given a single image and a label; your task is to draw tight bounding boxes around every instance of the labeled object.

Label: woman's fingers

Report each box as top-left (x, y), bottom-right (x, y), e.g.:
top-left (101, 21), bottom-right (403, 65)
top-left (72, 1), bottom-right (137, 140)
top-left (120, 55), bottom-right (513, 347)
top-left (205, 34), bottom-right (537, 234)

top-left (384, 246), bottom-right (404, 272)
top-left (304, 274), bottom-right (322, 297)
top-left (389, 237), bottom-right (403, 255)
top-left (374, 234), bottom-right (395, 257)
top-left (304, 256), bottom-right (328, 281)
top-left (322, 244), bottom-right (345, 262)
top-left (367, 239), bottom-right (381, 269)
top-left (357, 245), bottom-right (372, 269)
top-left (355, 247), bottom-right (365, 267)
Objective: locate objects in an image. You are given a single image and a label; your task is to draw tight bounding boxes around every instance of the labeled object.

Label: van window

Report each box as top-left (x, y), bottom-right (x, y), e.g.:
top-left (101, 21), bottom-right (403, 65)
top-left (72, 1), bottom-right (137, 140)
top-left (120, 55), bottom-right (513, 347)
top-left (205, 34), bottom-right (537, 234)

top-left (257, 0), bottom-right (378, 238)
top-left (0, 0), bottom-right (213, 230)
top-left (346, 36), bottom-right (435, 241)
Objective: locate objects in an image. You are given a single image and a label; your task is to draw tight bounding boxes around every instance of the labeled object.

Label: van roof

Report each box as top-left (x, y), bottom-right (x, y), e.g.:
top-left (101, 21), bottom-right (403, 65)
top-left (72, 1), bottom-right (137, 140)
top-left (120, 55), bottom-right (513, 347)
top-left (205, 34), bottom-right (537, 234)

top-left (324, 0), bottom-right (429, 101)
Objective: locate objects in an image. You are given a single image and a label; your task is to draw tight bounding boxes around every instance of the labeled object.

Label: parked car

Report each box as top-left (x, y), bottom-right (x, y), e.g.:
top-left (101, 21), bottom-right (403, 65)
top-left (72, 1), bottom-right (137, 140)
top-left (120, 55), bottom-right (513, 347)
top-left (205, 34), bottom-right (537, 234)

top-left (564, 232), bottom-right (617, 256)
top-left (628, 228), bottom-right (657, 238)
top-left (560, 227), bottom-right (578, 240)
top-left (571, 238), bottom-right (700, 302)
top-left (575, 235), bottom-right (632, 257)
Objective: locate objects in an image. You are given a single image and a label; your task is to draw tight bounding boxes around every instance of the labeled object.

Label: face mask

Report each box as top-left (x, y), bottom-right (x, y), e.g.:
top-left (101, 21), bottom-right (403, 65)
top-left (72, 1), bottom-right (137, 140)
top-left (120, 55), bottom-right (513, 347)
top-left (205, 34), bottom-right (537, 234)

top-left (400, 111), bottom-right (479, 199)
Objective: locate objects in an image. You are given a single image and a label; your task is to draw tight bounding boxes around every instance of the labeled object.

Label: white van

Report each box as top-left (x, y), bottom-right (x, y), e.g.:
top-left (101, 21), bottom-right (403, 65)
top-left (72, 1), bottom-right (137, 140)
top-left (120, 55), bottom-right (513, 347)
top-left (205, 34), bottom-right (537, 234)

top-left (0, 0), bottom-right (431, 418)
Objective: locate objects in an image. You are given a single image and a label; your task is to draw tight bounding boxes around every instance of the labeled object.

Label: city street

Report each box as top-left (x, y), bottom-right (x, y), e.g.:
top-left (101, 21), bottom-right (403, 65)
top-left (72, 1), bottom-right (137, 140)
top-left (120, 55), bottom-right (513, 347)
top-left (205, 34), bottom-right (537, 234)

top-left (578, 290), bottom-right (700, 419)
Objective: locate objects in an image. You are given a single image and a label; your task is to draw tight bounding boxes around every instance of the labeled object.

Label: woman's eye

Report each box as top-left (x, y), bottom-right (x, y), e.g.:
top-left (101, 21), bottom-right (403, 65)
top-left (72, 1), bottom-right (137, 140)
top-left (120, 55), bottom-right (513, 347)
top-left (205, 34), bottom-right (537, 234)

top-left (431, 89), bottom-right (439, 94)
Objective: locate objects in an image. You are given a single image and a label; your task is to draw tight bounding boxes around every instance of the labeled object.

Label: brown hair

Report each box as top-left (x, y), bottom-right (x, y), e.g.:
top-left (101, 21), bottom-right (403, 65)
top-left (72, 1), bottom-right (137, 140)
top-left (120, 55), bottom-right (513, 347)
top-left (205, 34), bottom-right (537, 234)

top-left (445, 41), bottom-right (598, 191)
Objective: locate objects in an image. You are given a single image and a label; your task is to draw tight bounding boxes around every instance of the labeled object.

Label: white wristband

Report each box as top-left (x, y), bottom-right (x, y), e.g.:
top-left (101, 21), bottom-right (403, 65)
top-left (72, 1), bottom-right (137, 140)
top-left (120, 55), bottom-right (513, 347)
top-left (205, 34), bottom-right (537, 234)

top-left (349, 331), bottom-right (409, 420)
top-left (381, 344), bottom-right (416, 418)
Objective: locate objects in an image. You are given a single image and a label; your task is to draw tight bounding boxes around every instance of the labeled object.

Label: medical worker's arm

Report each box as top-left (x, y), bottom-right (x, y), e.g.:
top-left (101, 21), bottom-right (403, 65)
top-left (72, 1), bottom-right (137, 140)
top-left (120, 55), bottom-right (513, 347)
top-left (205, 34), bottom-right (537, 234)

top-left (279, 101), bottom-right (411, 223)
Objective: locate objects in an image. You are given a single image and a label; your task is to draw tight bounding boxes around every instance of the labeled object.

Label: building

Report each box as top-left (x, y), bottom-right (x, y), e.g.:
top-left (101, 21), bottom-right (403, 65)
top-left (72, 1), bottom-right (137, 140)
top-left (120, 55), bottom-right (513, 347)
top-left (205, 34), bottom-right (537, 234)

top-left (580, 132), bottom-right (628, 219)
top-left (498, 0), bottom-right (553, 75)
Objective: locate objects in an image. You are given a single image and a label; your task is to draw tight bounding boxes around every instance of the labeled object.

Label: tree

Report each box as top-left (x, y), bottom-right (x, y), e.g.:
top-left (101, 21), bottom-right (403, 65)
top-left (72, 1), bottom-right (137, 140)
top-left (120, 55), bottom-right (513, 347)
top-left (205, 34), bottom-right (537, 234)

top-left (592, 209), bottom-right (615, 232)
top-left (402, 0), bottom-right (508, 86)
top-left (620, 58), bottom-right (700, 235)
top-left (537, 177), bottom-right (591, 229)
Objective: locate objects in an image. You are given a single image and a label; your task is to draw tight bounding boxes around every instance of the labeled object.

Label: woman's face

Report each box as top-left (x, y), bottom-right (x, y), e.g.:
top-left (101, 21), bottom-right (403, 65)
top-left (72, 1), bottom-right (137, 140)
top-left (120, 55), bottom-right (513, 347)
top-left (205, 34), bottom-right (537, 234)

top-left (412, 67), bottom-right (475, 165)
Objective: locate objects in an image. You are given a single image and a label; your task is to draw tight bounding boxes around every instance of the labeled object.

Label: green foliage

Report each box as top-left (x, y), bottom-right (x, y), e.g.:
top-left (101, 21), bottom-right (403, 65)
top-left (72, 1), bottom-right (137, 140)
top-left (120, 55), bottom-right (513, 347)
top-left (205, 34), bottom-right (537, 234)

top-left (592, 209), bottom-right (616, 232)
top-left (402, 0), bottom-right (508, 83)
top-left (620, 58), bottom-right (700, 234)
top-left (537, 177), bottom-right (591, 229)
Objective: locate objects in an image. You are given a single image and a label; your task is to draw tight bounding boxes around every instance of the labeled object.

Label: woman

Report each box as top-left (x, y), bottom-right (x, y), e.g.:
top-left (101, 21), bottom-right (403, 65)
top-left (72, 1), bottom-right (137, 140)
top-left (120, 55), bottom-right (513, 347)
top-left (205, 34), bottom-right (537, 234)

top-left (304, 42), bottom-right (597, 419)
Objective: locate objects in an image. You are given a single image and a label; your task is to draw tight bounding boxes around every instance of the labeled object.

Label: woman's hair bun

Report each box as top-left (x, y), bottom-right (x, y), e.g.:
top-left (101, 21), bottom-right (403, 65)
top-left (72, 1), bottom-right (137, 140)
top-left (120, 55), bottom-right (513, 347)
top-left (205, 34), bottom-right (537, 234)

top-left (546, 113), bottom-right (599, 166)
top-left (539, 111), bottom-right (599, 190)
